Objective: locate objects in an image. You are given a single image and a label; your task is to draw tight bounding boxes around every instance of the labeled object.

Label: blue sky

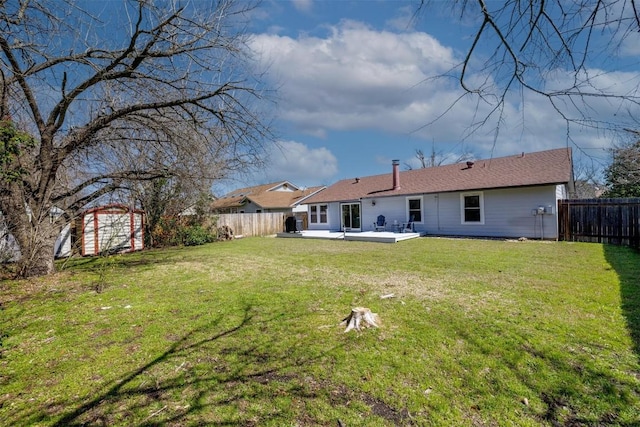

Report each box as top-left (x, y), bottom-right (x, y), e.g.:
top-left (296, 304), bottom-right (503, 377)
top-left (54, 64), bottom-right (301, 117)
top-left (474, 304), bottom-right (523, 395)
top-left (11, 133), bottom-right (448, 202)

top-left (217, 0), bottom-right (640, 194)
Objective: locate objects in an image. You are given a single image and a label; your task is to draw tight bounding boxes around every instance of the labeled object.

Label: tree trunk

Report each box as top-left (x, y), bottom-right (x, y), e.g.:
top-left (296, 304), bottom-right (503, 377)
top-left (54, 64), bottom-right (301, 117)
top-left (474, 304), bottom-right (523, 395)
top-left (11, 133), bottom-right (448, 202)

top-left (12, 217), bottom-right (57, 277)
top-left (1, 189), bottom-right (58, 277)
top-left (17, 233), bottom-right (56, 277)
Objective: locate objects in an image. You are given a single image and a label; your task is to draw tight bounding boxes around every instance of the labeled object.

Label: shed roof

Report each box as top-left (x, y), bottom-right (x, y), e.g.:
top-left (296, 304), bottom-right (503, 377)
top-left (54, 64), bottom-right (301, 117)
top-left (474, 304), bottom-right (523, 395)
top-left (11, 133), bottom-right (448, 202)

top-left (305, 148), bottom-right (573, 204)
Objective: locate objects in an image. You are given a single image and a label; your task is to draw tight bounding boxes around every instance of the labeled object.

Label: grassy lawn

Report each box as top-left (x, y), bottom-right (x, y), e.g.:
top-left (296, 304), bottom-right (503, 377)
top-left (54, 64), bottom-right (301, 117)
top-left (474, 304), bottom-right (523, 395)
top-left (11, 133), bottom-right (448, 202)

top-left (1, 236), bottom-right (639, 426)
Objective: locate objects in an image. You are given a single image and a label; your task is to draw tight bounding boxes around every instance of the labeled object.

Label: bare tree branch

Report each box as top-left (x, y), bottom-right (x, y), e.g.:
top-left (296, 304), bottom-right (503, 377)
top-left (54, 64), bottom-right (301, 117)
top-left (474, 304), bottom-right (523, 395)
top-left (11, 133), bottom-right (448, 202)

top-left (418, 0), bottom-right (640, 142)
top-left (0, 0), bottom-right (273, 276)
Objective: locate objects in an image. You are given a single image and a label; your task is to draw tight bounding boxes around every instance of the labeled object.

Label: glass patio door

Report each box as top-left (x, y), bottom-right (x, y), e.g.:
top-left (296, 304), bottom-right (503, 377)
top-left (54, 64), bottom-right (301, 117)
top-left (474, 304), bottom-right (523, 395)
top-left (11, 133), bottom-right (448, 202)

top-left (341, 203), bottom-right (361, 231)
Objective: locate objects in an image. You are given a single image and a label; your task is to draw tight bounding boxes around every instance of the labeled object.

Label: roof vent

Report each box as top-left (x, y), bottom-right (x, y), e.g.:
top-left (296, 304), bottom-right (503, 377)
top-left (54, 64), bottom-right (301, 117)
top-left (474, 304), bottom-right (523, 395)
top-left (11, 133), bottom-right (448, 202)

top-left (466, 161), bottom-right (474, 168)
top-left (355, 177), bottom-right (360, 183)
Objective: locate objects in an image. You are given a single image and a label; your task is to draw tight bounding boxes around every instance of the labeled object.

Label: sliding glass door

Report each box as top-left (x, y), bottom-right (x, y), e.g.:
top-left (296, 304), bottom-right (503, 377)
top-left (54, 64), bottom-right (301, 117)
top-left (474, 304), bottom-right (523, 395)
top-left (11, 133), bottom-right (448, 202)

top-left (341, 203), bottom-right (361, 231)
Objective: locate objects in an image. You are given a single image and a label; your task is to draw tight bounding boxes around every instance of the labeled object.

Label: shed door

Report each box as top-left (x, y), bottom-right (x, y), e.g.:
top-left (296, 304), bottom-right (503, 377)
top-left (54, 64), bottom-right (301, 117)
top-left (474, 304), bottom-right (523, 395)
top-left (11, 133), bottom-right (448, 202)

top-left (341, 203), bottom-right (361, 231)
top-left (98, 213), bottom-right (131, 253)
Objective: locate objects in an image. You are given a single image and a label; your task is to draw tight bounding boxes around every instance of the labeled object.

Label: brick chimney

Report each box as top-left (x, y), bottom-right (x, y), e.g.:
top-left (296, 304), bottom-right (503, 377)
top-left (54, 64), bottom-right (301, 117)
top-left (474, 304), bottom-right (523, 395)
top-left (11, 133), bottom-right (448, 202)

top-left (392, 159), bottom-right (400, 190)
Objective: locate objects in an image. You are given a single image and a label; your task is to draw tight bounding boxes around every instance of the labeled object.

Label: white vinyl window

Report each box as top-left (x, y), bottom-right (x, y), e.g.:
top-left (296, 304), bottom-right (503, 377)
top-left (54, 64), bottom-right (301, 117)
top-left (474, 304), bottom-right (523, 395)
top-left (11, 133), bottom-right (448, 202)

top-left (460, 192), bottom-right (484, 224)
top-left (310, 204), bottom-right (328, 224)
top-left (406, 196), bottom-right (423, 222)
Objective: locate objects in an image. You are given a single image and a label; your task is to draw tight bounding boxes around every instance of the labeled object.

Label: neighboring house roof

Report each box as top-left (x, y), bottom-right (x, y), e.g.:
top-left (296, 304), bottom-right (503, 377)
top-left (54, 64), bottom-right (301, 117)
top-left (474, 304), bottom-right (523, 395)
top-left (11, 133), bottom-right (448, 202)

top-left (211, 181), bottom-right (326, 210)
top-left (305, 148), bottom-right (573, 204)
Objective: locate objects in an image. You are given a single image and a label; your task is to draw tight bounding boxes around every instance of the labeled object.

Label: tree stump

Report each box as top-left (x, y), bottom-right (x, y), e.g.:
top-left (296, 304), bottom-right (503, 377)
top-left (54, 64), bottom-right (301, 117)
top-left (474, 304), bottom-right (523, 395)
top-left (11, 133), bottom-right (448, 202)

top-left (341, 307), bottom-right (379, 332)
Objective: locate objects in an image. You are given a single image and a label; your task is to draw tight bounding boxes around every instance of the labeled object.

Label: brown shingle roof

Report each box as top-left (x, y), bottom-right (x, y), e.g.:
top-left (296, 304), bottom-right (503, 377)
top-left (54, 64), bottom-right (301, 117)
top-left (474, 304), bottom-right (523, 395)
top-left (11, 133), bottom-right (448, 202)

top-left (248, 185), bottom-right (325, 208)
top-left (211, 181), bottom-right (326, 210)
top-left (305, 148), bottom-right (573, 204)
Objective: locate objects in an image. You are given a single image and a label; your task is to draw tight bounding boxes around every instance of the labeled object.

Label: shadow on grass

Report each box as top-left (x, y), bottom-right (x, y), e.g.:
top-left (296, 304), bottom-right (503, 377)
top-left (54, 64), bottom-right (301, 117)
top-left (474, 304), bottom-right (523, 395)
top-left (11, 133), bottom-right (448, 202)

top-left (449, 242), bottom-right (640, 427)
top-left (58, 248), bottom-right (179, 272)
top-left (604, 244), bottom-right (640, 359)
top-left (10, 303), bottom-right (351, 426)
top-left (454, 324), bottom-right (639, 426)
top-left (51, 305), bottom-right (258, 426)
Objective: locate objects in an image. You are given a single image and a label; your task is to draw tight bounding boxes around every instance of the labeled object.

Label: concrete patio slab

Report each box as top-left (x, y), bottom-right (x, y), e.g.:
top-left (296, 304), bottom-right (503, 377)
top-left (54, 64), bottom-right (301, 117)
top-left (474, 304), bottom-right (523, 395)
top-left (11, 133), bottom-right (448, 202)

top-left (276, 230), bottom-right (422, 243)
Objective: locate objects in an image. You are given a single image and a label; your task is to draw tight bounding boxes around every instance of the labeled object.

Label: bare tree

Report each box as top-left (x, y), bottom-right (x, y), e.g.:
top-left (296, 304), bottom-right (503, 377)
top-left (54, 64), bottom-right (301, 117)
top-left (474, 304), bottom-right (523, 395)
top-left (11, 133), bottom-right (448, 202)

top-left (417, 1), bottom-right (640, 140)
top-left (405, 144), bottom-right (474, 169)
top-left (413, 148), bottom-right (429, 169)
top-left (0, 0), bottom-right (273, 277)
top-left (108, 122), bottom-right (231, 247)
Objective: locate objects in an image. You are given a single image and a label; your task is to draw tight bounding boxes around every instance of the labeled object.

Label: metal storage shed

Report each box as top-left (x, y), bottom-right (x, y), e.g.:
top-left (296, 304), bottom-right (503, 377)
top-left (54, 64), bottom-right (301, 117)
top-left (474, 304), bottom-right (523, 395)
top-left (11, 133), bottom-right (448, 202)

top-left (81, 204), bottom-right (144, 256)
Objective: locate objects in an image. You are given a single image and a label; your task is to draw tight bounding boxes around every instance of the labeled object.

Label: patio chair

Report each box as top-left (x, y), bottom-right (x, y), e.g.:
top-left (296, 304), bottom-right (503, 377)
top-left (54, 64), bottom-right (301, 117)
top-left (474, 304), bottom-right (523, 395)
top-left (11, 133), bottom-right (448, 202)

top-left (403, 215), bottom-right (415, 233)
top-left (373, 215), bottom-right (387, 232)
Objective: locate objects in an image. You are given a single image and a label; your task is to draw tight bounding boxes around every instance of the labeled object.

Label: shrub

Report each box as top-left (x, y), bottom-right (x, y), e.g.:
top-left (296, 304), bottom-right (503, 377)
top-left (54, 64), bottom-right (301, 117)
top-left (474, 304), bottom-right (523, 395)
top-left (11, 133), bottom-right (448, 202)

top-left (151, 216), bottom-right (217, 247)
top-left (181, 224), bottom-right (216, 246)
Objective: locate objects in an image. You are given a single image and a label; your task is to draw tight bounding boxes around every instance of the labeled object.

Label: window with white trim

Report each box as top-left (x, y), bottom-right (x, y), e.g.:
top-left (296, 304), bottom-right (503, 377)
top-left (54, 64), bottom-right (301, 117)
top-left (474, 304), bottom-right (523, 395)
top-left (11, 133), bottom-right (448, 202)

top-left (407, 196), bottom-right (423, 222)
top-left (461, 192), bottom-right (484, 224)
top-left (310, 204), bottom-right (328, 224)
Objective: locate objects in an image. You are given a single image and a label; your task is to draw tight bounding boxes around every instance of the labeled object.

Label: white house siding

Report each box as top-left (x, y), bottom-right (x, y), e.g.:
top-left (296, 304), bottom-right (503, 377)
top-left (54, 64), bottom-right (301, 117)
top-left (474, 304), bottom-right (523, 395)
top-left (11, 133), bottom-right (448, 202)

top-left (309, 184), bottom-right (566, 239)
top-left (423, 185), bottom-right (564, 239)
top-left (1, 210), bottom-right (71, 261)
top-left (357, 186), bottom-right (560, 238)
top-left (54, 224), bottom-right (72, 258)
top-left (238, 201), bottom-right (259, 213)
top-left (306, 203), bottom-right (341, 231)
top-left (0, 218), bottom-right (20, 262)
top-left (308, 198), bottom-right (419, 232)
top-left (556, 184), bottom-right (568, 200)
top-left (326, 203), bottom-right (343, 230)
top-left (362, 197), bottom-right (414, 232)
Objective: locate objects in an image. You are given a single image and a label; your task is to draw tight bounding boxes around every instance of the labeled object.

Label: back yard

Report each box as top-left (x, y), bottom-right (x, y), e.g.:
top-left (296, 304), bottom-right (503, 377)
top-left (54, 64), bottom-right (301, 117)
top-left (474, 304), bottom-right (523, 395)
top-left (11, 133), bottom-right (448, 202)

top-left (1, 237), bottom-right (639, 426)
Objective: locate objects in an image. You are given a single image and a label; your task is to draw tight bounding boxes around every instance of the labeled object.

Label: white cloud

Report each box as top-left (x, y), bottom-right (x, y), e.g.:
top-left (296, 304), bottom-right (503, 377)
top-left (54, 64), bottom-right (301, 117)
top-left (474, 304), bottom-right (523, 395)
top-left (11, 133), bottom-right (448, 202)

top-left (262, 140), bottom-right (338, 185)
top-left (250, 20), bottom-right (458, 133)
top-left (250, 18), bottom-right (638, 174)
top-left (291, 0), bottom-right (313, 13)
top-left (385, 5), bottom-right (419, 32)
top-left (620, 33), bottom-right (640, 56)
top-left (250, 20), bottom-right (551, 148)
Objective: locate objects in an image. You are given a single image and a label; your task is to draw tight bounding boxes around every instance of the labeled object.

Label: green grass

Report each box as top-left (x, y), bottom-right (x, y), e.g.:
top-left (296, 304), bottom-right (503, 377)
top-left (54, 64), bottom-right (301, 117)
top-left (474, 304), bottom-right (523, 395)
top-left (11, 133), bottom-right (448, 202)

top-left (1, 237), bottom-right (639, 426)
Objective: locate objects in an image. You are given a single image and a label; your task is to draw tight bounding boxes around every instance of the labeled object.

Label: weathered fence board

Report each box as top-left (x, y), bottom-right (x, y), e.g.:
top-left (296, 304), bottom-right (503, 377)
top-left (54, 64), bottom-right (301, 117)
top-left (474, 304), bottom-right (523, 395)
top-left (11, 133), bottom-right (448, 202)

top-left (214, 213), bottom-right (286, 238)
top-left (558, 198), bottom-right (640, 248)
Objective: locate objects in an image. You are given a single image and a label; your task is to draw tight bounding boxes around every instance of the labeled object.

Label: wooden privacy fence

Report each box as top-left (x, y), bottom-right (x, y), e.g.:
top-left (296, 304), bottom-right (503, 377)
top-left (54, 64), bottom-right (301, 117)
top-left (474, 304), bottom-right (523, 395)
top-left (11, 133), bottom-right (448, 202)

top-left (558, 198), bottom-right (640, 248)
top-left (214, 213), bottom-right (286, 238)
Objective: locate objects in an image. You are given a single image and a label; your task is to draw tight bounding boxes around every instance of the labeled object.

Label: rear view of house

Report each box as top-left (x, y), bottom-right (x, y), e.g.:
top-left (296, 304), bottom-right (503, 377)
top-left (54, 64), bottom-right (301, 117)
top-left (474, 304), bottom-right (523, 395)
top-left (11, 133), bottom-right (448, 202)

top-left (303, 148), bottom-right (574, 240)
